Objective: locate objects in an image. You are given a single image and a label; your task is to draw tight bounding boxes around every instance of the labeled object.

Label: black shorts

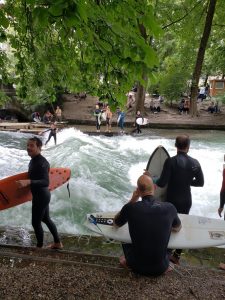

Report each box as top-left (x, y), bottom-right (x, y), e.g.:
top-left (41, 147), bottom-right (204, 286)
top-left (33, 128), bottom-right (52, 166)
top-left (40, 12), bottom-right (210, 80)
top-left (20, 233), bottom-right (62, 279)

top-left (121, 243), bottom-right (168, 276)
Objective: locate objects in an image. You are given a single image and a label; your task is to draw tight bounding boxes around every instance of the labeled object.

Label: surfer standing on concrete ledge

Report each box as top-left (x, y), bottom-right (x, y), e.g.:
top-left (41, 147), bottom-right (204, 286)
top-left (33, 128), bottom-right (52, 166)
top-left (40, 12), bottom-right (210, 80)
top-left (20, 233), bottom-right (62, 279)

top-left (114, 174), bottom-right (181, 276)
top-left (16, 137), bottom-right (63, 249)
top-left (154, 135), bottom-right (204, 264)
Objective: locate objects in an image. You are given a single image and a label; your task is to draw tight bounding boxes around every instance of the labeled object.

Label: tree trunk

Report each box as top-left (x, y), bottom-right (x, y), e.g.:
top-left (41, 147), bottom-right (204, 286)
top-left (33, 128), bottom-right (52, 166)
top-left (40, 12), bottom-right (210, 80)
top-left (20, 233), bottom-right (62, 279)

top-left (135, 83), bottom-right (145, 113)
top-left (190, 0), bottom-right (217, 117)
top-left (204, 74), bottom-right (209, 86)
top-left (134, 22), bottom-right (148, 116)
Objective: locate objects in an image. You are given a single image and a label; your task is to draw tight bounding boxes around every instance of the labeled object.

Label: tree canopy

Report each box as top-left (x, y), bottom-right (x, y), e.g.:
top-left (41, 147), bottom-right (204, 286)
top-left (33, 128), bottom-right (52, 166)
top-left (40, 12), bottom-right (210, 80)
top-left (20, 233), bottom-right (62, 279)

top-left (0, 0), bottom-right (225, 111)
top-left (0, 0), bottom-right (162, 108)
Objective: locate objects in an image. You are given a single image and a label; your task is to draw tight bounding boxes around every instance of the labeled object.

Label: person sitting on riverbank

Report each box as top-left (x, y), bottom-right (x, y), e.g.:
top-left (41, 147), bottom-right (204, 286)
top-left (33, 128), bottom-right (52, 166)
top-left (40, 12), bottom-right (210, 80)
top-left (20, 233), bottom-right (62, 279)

top-left (207, 101), bottom-right (215, 114)
top-left (150, 99), bottom-right (154, 113)
top-left (31, 112), bottom-right (41, 122)
top-left (43, 110), bottom-right (53, 124)
top-left (126, 94), bottom-right (135, 110)
top-left (154, 99), bottom-right (161, 113)
top-left (114, 174), bottom-right (181, 276)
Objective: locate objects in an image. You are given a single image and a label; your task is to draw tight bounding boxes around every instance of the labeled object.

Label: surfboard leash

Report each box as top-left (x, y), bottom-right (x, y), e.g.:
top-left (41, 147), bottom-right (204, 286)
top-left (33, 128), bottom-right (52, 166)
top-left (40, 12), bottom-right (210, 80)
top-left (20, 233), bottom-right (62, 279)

top-left (169, 263), bottom-right (193, 278)
top-left (168, 263), bottom-right (184, 277)
top-left (66, 182), bottom-right (70, 198)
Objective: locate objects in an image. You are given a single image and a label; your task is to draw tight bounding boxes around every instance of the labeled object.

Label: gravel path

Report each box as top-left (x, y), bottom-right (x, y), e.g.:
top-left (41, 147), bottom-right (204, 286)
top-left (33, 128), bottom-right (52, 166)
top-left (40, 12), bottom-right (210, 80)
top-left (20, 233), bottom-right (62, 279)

top-left (0, 245), bottom-right (225, 299)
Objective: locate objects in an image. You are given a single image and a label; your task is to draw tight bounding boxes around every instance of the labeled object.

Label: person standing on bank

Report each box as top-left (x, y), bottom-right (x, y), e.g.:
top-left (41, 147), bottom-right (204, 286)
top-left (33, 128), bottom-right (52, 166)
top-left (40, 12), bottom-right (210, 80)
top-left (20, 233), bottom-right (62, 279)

top-left (135, 110), bottom-right (142, 134)
top-left (114, 174), bottom-right (181, 276)
top-left (94, 104), bottom-right (102, 132)
top-left (154, 135), bottom-right (204, 264)
top-left (55, 106), bottom-right (62, 122)
top-left (16, 137), bottom-right (63, 249)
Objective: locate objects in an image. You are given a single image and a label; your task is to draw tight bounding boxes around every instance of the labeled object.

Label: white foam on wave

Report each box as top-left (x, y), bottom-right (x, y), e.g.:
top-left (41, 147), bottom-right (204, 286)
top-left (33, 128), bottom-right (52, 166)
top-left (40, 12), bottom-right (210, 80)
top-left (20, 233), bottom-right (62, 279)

top-left (0, 147), bottom-right (28, 178)
top-left (1, 130), bottom-right (225, 234)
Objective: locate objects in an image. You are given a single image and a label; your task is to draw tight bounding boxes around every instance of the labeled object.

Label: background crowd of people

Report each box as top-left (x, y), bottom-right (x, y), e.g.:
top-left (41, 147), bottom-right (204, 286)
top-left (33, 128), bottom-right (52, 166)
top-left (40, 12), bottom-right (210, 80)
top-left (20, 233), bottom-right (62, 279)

top-left (31, 106), bottom-right (62, 124)
top-left (93, 102), bottom-right (126, 133)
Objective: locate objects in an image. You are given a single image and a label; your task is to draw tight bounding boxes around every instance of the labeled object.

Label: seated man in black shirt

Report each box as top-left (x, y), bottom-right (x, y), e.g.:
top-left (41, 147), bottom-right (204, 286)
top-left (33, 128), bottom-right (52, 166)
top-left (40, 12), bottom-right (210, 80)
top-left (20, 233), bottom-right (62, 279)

top-left (114, 174), bottom-right (181, 276)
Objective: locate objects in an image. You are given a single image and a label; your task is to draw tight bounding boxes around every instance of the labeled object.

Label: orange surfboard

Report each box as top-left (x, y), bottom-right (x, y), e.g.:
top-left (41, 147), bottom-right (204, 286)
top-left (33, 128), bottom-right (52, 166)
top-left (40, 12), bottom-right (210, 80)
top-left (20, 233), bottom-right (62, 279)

top-left (0, 168), bottom-right (71, 210)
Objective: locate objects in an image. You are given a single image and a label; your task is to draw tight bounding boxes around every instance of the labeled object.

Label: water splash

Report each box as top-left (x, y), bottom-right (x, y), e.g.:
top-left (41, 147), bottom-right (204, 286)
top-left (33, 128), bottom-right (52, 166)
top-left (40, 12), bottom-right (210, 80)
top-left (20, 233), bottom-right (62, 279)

top-left (0, 128), bottom-right (225, 234)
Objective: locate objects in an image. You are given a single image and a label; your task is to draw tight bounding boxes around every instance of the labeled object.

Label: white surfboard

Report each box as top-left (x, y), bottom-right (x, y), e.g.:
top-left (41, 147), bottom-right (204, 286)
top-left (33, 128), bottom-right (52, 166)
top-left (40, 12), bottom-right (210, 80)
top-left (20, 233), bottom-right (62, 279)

top-left (136, 117), bottom-right (149, 125)
top-left (146, 146), bottom-right (169, 201)
top-left (85, 212), bottom-right (225, 249)
top-left (101, 112), bottom-right (106, 121)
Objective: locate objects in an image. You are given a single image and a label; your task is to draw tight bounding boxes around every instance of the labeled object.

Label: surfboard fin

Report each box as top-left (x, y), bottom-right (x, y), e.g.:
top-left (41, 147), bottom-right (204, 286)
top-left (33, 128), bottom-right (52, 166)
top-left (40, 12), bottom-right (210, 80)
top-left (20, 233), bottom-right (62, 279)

top-left (67, 182), bottom-right (70, 198)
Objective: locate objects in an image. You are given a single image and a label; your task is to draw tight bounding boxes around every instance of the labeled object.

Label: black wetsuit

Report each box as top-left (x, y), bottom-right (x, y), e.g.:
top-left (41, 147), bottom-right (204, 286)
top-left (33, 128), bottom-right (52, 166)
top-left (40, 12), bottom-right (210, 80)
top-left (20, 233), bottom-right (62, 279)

top-left (94, 109), bottom-right (102, 130)
top-left (115, 195), bottom-right (181, 276)
top-left (28, 154), bottom-right (60, 247)
top-left (220, 169), bottom-right (225, 211)
top-left (45, 128), bottom-right (57, 145)
top-left (156, 151), bottom-right (204, 258)
top-left (156, 151), bottom-right (204, 214)
top-left (135, 114), bottom-right (142, 133)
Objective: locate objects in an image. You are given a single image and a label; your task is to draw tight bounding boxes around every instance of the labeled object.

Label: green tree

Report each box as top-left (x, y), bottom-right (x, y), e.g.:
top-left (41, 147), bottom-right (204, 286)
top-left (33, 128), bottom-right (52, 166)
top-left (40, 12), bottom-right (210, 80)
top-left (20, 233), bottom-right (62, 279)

top-left (1, 0), bottom-right (161, 111)
top-left (153, 0), bottom-right (222, 114)
top-left (190, 0), bottom-right (217, 116)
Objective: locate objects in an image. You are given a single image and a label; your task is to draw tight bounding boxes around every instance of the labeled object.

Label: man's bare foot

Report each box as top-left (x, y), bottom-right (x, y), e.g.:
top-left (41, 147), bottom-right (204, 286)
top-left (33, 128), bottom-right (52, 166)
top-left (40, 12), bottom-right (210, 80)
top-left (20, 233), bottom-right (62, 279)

top-left (46, 242), bottom-right (63, 250)
top-left (219, 263), bottom-right (225, 270)
top-left (119, 255), bottom-right (128, 268)
top-left (164, 263), bottom-right (174, 275)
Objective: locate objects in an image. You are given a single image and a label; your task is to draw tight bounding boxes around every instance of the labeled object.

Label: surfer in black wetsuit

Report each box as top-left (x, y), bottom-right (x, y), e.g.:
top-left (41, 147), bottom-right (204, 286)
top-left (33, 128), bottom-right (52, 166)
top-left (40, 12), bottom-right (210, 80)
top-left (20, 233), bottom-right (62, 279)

top-left (16, 137), bottom-right (62, 249)
top-left (155, 135), bottom-right (204, 264)
top-left (135, 110), bottom-right (142, 134)
top-left (114, 174), bottom-right (181, 276)
top-left (45, 122), bottom-right (57, 145)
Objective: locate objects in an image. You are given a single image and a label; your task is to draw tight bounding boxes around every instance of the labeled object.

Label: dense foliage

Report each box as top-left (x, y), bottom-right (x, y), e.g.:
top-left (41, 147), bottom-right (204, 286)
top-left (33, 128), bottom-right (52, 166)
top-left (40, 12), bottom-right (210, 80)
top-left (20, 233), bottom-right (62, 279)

top-left (0, 0), bottom-right (162, 108)
top-left (0, 0), bottom-right (224, 111)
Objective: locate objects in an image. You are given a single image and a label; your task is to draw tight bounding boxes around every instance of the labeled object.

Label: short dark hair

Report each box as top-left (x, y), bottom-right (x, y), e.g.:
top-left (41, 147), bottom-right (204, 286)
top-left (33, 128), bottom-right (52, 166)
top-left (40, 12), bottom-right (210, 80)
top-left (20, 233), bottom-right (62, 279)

top-left (175, 135), bottom-right (190, 150)
top-left (28, 137), bottom-right (42, 148)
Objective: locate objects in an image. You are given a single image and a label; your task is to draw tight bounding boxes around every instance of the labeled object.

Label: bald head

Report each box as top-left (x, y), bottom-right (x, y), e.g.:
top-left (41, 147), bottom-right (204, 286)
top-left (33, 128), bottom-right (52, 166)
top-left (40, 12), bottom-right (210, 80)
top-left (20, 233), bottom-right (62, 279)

top-left (137, 175), bottom-right (154, 196)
